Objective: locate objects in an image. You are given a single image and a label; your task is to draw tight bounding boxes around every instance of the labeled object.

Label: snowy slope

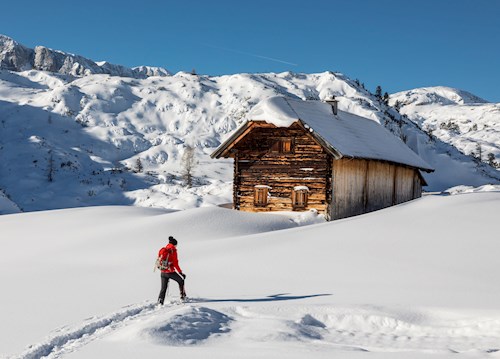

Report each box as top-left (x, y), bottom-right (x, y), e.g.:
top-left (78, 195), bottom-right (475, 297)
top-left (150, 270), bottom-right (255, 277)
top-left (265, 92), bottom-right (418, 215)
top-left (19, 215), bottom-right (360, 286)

top-left (1, 190), bottom-right (500, 358)
top-left (1, 36), bottom-right (499, 214)
top-left (390, 86), bottom-right (500, 167)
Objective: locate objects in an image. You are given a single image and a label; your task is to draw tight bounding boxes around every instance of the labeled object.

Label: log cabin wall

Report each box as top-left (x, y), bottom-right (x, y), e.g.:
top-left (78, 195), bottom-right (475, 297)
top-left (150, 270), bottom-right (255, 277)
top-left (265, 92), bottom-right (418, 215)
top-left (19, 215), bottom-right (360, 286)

top-left (232, 124), bottom-right (331, 214)
top-left (331, 158), bottom-right (423, 220)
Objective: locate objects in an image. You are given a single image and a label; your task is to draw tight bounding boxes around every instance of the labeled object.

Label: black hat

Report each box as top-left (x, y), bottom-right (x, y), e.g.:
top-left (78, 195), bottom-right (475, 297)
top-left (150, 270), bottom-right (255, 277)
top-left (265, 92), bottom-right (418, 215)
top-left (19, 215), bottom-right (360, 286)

top-left (169, 236), bottom-right (178, 245)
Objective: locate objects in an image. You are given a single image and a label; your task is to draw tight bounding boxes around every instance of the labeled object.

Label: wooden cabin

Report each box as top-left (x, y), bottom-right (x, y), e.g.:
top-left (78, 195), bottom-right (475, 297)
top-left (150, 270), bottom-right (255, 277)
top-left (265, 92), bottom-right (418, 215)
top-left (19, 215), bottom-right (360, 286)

top-left (211, 96), bottom-right (434, 220)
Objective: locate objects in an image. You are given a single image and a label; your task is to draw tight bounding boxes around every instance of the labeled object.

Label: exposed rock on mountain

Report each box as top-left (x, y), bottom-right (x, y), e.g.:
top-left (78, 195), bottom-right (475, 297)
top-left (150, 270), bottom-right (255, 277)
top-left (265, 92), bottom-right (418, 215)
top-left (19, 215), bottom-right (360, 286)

top-left (0, 34), bottom-right (170, 78)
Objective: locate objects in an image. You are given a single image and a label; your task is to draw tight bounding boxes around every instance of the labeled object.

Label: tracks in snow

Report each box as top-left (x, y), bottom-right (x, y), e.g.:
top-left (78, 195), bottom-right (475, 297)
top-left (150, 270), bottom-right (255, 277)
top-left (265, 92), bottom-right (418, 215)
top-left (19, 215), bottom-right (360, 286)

top-left (12, 301), bottom-right (177, 359)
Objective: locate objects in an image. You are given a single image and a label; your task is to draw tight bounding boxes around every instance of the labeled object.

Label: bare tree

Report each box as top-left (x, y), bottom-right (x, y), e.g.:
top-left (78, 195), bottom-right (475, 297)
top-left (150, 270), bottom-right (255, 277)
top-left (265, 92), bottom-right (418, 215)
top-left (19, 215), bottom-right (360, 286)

top-left (182, 145), bottom-right (196, 187)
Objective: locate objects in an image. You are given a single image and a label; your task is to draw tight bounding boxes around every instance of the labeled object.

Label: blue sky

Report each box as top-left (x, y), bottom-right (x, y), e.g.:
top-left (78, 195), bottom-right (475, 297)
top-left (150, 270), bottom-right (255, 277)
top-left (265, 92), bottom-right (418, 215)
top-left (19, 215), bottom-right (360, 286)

top-left (2, 0), bottom-right (499, 101)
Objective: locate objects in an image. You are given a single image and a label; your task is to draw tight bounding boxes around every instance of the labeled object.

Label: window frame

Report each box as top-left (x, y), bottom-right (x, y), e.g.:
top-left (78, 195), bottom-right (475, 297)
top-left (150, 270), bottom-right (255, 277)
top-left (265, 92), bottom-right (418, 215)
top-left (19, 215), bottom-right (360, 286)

top-left (270, 137), bottom-right (294, 154)
top-left (292, 187), bottom-right (309, 209)
top-left (254, 186), bottom-right (270, 207)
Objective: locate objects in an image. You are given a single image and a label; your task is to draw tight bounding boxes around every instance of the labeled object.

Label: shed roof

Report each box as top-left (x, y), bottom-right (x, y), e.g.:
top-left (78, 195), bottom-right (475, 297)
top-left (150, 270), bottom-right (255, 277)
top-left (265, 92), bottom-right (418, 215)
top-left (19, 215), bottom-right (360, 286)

top-left (212, 96), bottom-right (434, 172)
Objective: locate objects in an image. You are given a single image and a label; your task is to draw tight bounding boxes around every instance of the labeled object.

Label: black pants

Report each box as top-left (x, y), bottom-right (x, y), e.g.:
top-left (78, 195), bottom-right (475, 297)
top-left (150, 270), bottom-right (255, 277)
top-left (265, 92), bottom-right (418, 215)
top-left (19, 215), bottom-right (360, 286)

top-left (158, 272), bottom-right (185, 304)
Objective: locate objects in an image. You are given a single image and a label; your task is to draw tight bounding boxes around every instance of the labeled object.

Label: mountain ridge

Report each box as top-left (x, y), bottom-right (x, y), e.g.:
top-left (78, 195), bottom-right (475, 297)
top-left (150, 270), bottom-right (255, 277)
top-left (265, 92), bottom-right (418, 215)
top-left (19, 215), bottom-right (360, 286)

top-left (392, 86), bottom-right (488, 106)
top-left (0, 34), bottom-right (170, 79)
top-left (390, 87), bottom-right (500, 167)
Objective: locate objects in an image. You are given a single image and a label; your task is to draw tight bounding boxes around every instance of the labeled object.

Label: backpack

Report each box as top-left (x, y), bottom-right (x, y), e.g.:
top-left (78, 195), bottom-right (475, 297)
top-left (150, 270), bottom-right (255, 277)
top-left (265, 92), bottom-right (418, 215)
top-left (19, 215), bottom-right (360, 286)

top-left (154, 247), bottom-right (172, 271)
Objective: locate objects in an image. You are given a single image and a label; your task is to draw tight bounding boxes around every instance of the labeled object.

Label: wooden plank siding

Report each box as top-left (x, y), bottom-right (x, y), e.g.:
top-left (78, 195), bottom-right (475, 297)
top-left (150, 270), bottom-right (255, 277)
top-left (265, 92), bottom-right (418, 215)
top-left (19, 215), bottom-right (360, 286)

top-left (394, 166), bottom-right (415, 204)
top-left (331, 158), bottom-right (367, 219)
top-left (232, 125), bottom-right (331, 214)
top-left (413, 173), bottom-right (422, 198)
top-left (331, 158), bottom-right (423, 220)
top-left (366, 161), bottom-right (395, 213)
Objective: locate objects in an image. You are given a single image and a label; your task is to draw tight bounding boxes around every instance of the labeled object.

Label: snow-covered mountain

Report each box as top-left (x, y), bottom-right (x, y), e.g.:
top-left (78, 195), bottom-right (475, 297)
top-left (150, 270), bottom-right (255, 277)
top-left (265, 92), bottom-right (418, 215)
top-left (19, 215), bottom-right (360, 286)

top-left (390, 86), bottom-right (500, 167)
top-left (1, 36), bottom-right (499, 214)
top-left (0, 34), bottom-right (170, 78)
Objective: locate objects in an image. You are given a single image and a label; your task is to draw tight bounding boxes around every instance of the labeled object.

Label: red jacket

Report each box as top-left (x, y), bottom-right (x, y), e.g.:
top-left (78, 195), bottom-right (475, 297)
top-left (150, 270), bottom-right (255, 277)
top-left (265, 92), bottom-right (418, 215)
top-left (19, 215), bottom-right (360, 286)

top-left (158, 243), bottom-right (182, 274)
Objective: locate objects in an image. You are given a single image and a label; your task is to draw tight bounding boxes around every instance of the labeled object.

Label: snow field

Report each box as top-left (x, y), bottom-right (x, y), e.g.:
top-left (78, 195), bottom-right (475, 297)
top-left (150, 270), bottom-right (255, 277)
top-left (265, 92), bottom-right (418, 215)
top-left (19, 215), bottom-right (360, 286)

top-left (2, 191), bottom-right (500, 358)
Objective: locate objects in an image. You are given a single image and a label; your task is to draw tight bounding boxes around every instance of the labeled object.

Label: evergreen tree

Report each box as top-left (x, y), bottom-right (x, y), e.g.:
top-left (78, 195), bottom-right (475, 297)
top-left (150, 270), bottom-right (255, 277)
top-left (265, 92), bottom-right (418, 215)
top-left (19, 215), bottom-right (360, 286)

top-left (383, 92), bottom-right (390, 105)
top-left (475, 144), bottom-right (483, 161)
top-left (375, 85), bottom-right (382, 99)
top-left (487, 153), bottom-right (497, 167)
top-left (134, 158), bottom-right (143, 173)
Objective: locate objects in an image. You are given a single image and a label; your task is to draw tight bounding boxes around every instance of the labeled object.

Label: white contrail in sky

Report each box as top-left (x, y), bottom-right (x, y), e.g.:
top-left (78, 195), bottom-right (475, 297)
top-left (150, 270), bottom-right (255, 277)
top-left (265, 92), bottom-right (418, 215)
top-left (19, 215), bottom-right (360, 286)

top-left (205, 44), bottom-right (298, 66)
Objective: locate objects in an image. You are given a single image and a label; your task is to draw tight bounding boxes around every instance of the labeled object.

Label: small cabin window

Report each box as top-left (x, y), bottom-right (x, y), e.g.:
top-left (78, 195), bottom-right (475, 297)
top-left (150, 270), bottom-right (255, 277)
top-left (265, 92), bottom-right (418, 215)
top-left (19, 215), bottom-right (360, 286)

top-left (254, 186), bottom-right (270, 206)
top-left (292, 187), bottom-right (309, 209)
top-left (271, 138), bottom-right (293, 154)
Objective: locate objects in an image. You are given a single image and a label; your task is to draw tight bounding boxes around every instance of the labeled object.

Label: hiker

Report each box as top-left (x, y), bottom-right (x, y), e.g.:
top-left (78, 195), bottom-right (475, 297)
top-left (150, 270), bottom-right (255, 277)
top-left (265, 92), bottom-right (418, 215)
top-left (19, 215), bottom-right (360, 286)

top-left (157, 236), bottom-right (187, 305)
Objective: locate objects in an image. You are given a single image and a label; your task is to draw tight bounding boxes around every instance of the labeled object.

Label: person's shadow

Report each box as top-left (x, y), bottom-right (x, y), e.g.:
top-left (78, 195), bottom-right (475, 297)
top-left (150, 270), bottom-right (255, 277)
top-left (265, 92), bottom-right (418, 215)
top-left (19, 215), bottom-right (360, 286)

top-left (192, 293), bottom-right (331, 303)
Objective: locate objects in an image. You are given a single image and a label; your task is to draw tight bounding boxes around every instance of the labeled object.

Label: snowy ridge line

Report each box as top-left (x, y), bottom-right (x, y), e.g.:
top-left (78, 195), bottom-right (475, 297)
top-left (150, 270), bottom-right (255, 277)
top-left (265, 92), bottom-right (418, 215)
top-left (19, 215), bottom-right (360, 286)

top-left (11, 301), bottom-right (171, 359)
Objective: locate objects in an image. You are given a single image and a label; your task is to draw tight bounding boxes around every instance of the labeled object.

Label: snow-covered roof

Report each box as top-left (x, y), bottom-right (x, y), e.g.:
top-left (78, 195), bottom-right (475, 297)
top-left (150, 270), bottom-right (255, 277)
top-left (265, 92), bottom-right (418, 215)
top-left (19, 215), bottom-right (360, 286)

top-left (213, 96), bottom-right (434, 172)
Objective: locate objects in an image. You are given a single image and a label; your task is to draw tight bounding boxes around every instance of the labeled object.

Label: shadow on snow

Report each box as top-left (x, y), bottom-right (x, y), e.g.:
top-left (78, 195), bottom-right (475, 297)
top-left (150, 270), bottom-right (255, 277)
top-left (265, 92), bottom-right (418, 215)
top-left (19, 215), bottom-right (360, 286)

top-left (193, 293), bottom-right (332, 303)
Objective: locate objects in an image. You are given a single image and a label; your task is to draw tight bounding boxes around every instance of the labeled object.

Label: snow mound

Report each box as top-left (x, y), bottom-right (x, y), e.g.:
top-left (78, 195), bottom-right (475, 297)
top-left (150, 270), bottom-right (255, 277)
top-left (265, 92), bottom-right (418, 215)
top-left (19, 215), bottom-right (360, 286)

top-left (143, 307), bottom-right (232, 346)
top-left (151, 206), bottom-right (326, 241)
top-left (444, 184), bottom-right (500, 195)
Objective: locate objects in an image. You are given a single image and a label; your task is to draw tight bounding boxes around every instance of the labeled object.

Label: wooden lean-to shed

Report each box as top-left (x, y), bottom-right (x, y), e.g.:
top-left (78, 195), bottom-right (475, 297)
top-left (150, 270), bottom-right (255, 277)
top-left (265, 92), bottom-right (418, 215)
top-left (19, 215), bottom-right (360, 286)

top-left (211, 96), bottom-right (434, 220)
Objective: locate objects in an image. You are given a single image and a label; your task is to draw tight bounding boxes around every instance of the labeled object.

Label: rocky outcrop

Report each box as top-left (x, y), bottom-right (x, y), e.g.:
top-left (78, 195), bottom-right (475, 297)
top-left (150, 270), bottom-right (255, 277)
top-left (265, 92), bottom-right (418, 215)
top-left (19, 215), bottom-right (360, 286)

top-left (0, 34), bottom-right (170, 78)
top-left (0, 35), bottom-right (34, 71)
top-left (132, 65), bottom-right (171, 78)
